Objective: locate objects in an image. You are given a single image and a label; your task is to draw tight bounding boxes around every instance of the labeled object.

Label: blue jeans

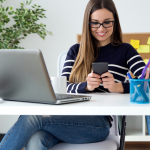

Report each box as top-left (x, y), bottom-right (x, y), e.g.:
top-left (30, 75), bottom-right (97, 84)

top-left (0, 115), bottom-right (110, 150)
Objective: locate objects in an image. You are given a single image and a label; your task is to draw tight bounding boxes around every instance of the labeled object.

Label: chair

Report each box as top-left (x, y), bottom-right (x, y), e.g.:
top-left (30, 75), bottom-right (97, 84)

top-left (50, 51), bottom-right (126, 150)
top-left (57, 51), bottom-right (68, 77)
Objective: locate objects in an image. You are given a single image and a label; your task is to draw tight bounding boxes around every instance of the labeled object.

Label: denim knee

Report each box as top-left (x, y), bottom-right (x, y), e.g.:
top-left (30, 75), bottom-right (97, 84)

top-left (25, 130), bottom-right (61, 150)
top-left (25, 130), bottom-right (44, 150)
top-left (19, 115), bottom-right (42, 130)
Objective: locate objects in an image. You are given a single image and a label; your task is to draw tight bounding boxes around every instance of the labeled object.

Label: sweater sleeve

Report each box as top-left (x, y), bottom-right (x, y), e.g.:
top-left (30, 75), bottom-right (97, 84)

top-left (123, 44), bottom-right (145, 93)
top-left (126, 45), bottom-right (145, 78)
top-left (61, 44), bottom-right (88, 93)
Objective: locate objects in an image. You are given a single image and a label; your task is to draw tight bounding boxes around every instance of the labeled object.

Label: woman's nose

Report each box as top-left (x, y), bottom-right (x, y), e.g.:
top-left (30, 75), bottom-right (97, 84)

top-left (97, 25), bottom-right (105, 31)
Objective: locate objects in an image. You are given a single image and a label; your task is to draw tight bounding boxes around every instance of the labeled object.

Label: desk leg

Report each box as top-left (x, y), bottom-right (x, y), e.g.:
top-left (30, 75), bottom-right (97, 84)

top-left (119, 116), bottom-right (126, 150)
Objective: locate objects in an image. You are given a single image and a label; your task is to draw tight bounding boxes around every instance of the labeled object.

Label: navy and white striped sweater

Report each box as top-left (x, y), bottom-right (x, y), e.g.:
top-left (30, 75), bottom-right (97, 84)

top-left (61, 43), bottom-right (145, 93)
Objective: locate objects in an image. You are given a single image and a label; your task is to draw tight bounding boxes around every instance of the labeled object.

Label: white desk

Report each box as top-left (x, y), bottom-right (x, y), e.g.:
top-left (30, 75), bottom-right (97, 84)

top-left (0, 93), bottom-right (150, 115)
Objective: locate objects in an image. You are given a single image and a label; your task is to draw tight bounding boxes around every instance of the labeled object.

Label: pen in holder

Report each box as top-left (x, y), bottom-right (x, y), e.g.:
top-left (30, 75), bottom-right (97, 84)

top-left (129, 79), bottom-right (150, 104)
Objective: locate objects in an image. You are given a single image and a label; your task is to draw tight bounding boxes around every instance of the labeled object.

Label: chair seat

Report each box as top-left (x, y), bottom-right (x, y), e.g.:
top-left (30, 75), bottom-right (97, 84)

top-left (50, 134), bottom-right (120, 150)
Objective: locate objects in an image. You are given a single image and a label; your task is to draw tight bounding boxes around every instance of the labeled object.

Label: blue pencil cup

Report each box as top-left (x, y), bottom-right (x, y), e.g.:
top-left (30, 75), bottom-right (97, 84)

top-left (129, 79), bottom-right (150, 104)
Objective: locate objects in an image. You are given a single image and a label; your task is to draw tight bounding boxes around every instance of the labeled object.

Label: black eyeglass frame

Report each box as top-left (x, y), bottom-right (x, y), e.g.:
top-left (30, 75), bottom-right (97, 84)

top-left (89, 21), bottom-right (115, 28)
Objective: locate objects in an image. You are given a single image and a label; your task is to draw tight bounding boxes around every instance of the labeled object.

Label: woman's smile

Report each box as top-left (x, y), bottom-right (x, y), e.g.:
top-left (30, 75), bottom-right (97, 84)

top-left (96, 31), bottom-right (108, 37)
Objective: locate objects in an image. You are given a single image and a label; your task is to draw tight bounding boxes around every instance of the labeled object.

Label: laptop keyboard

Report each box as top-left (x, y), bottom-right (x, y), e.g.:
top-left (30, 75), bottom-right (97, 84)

top-left (55, 94), bottom-right (74, 100)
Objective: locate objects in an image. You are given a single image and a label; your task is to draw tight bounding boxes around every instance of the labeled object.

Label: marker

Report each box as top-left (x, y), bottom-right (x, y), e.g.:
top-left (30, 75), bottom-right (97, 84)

top-left (127, 72), bottom-right (132, 79)
top-left (140, 59), bottom-right (150, 79)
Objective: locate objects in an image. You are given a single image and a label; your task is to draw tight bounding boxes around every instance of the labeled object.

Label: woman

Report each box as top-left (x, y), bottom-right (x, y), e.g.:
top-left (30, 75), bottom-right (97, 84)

top-left (0, 0), bottom-right (148, 150)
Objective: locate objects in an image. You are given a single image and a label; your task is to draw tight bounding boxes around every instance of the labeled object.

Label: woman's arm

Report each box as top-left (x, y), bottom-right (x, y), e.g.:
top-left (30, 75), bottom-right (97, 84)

top-left (61, 45), bottom-right (88, 93)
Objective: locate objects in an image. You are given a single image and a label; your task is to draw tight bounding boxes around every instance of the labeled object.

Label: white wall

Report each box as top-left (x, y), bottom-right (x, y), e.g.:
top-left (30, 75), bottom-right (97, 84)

top-left (3, 0), bottom-right (150, 76)
top-left (0, 115), bottom-right (19, 133)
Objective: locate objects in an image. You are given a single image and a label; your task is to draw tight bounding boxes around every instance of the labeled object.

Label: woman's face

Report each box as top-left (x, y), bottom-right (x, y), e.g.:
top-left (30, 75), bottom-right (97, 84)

top-left (90, 8), bottom-right (114, 47)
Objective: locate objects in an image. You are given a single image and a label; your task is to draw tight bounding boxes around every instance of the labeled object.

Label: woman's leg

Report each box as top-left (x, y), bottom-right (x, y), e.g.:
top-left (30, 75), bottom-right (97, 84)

top-left (25, 130), bottom-right (61, 150)
top-left (25, 115), bottom-right (110, 150)
top-left (43, 115), bottom-right (110, 144)
top-left (26, 115), bottom-right (110, 150)
top-left (0, 115), bottom-right (44, 150)
top-left (0, 115), bottom-right (110, 150)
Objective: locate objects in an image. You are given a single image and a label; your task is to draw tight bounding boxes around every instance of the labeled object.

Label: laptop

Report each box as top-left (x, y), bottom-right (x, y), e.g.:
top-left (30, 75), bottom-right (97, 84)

top-left (0, 49), bottom-right (91, 104)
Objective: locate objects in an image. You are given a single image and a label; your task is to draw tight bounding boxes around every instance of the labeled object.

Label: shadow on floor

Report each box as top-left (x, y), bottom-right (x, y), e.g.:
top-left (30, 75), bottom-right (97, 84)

top-left (0, 134), bottom-right (5, 142)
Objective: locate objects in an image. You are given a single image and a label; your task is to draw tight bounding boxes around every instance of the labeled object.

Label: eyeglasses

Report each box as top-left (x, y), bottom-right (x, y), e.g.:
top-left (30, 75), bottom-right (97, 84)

top-left (89, 21), bottom-right (114, 28)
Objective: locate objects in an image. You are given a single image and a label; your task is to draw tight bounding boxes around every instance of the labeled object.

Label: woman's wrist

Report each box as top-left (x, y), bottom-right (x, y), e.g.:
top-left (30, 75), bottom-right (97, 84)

top-left (85, 86), bottom-right (90, 91)
top-left (115, 83), bottom-right (124, 93)
top-left (109, 83), bottom-right (124, 93)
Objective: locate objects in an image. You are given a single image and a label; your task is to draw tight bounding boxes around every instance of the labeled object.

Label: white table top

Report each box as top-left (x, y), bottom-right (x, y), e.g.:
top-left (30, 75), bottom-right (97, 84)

top-left (0, 93), bottom-right (150, 115)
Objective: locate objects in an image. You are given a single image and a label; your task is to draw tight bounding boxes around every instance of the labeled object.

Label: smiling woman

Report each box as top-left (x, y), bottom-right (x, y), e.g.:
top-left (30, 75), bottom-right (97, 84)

top-left (0, 0), bottom-right (148, 150)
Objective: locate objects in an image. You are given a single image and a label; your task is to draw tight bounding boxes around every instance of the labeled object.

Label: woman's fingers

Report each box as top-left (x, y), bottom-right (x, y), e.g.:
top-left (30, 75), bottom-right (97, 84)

top-left (102, 80), bottom-right (115, 89)
top-left (87, 76), bottom-right (101, 83)
top-left (101, 72), bottom-right (113, 78)
top-left (101, 72), bottom-right (116, 91)
top-left (88, 72), bottom-right (101, 78)
top-left (86, 72), bottom-right (102, 91)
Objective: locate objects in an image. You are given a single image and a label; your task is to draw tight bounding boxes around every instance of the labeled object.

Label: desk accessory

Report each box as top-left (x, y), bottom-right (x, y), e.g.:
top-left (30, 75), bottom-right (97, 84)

top-left (0, 49), bottom-right (91, 104)
top-left (50, 76), bottom-right (67, 94)
top-left (127, 73), bottom-right (139, 102)
top-left (127, 72), bottom-right (150, 103)
top-left (140, 59), bottom-right (150, 79)
top-left (129, 79), bottom-right (150, 104)
top-left (127, 73), bottom-right (132, 79)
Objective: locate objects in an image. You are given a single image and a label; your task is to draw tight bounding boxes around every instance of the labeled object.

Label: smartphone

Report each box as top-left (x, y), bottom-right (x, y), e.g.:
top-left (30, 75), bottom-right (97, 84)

top-left (92, 62), bottom-right (108, 76)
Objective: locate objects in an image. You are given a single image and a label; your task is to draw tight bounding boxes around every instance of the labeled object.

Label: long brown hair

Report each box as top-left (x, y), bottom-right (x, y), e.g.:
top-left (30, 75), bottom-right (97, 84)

top-left (69, 0), bottom-right (122, 83)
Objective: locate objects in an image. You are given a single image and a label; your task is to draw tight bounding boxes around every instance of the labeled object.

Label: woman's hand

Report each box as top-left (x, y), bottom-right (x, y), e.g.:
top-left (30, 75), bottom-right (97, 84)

top-left (101, 72), bottom-right (124, 93)
top-left (85, 71), bottom-right (102, 91)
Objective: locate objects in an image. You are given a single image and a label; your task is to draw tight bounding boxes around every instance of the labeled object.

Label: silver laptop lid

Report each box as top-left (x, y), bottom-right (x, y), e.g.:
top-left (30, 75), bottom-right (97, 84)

top-left (0, 49), bottom-right (57, 104)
